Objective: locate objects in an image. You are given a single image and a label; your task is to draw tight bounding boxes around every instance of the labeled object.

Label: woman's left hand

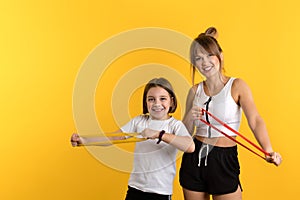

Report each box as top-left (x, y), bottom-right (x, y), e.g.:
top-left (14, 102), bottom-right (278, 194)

top-left (266, 152), bottom-right (282, 166)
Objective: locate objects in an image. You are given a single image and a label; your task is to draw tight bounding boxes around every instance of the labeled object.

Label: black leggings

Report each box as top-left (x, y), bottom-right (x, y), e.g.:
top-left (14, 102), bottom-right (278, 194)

top-left (125, 186), bottom-right (172, 200)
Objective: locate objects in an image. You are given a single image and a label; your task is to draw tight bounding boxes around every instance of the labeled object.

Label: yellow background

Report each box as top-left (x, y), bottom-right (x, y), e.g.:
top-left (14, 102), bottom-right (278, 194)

top-left (0, 0), bottom-right (298, 199)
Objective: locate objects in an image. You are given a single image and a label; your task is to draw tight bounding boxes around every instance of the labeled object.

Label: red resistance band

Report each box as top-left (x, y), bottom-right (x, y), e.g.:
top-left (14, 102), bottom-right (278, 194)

top-left (200, 108), bottom-right (271, 160)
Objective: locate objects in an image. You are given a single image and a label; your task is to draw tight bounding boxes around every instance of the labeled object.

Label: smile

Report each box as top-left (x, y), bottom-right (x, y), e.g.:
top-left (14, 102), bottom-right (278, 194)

top-left (203, 66), bottom-right (212, 71)
top-left (151, 106), bottom-right (164, 112)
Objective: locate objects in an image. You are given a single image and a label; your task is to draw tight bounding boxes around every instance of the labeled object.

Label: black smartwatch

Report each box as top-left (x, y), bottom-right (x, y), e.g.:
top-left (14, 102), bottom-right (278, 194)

top-left (157, 130), bottom-right (166, 144)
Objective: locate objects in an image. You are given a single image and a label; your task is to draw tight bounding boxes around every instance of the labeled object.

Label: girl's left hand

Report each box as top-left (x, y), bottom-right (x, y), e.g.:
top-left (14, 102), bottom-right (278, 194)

top-left (141, 128), bottom-right (159, 139)
top-left (266, 152), bottom-right (282, 166)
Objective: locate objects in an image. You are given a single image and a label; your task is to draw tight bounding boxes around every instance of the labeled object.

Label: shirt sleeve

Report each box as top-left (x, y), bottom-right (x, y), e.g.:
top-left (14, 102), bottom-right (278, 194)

top-left (173, 120), bottom-right (191, 137)
top-left (120, 115), bottom-right (141, 133)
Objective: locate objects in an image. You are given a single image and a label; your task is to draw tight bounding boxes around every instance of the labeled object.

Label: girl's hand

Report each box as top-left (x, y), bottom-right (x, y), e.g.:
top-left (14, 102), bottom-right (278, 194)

top-left (266, 152), bottom-right (282, 166)
top-left (141, 128), bottom-right (160, 139)
top-left (191, 106), bottom-right (204, 120)
top-left (70, 133), bottom-right (83, 147)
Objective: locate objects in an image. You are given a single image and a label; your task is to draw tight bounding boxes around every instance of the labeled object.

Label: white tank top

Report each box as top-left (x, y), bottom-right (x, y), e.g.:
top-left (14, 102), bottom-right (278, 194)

top-left (194, 78), bottom-right (241, 138)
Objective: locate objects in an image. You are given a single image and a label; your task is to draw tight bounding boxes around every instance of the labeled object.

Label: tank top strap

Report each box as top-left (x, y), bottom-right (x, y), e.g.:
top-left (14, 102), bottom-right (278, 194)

top-left (223, 77), bottom-right (235, 96)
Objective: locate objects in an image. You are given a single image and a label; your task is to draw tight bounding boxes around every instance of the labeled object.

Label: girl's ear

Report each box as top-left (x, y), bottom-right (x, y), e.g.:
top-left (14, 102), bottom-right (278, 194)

top-left (169, 97), bottom-right (175, 112)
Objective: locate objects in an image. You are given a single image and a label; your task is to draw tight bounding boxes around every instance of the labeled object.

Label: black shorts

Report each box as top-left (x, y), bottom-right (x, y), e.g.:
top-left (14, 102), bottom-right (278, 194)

top-left (179, 138), bottom-right (242, 195)
top-left (125, 186), bottom-right (172, 200)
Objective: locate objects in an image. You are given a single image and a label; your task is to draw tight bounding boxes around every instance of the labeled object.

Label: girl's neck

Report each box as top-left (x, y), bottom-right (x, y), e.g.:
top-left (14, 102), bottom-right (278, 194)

top-left (149, 115), bottom-right (171, 121)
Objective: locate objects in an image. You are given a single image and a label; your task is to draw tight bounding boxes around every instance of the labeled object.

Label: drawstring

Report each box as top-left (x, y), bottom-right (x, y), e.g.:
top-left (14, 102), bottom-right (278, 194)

top-left (198, 143), bottom-right (209, 167)
top-left (198, 97), bottom-right (212, 167)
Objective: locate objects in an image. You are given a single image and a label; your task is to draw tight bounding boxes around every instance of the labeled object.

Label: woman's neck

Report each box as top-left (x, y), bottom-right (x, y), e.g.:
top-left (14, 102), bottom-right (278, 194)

top-left (204, 75), bottom-right (229, 96)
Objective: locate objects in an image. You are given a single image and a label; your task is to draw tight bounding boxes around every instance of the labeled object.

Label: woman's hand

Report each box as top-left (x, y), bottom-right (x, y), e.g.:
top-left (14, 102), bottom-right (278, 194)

top-left (70, 133), bottom-right (83, 147)
top-left (191, 105), bottom-right (204, 121)
top-left (266, 152), bottom-right (282, 166)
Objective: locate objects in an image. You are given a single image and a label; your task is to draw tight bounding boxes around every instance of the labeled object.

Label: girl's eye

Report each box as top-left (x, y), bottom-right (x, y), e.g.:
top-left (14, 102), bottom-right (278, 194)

top-left (147, 98), bottom-right (154, 102)
top-left (160, 97), bottom-right (167, 101)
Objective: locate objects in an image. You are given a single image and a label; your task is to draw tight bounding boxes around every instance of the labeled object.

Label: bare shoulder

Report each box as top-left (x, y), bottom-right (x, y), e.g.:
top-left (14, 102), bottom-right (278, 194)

top-left (232, 78), bottom-right (252, 104)
top-left (191, 84), bottom-right (199, 93)
top-left (185, 84), bottom-right (199, 110)
top-left (186, 84), bottom-right (198, 97)
top-left (232, 78), bottom-right (250, 91)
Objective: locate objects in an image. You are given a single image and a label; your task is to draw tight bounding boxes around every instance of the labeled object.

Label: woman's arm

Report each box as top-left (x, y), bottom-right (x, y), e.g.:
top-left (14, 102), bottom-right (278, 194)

top-left (182, 86), bottom-right (198, 135)
top-left (233, 78), bottom-right (282, 166)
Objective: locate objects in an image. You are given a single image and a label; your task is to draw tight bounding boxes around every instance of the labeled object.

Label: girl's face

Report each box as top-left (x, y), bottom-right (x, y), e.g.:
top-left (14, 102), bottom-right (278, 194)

top-left (194, 48), bottom-right (221, 78)
top-left (146, 86), bottom-right (173, 120)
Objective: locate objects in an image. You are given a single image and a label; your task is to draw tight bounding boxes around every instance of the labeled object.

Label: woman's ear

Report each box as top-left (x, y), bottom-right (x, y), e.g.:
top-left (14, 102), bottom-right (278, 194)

top-left (220, 53), bottom-right (224, 71)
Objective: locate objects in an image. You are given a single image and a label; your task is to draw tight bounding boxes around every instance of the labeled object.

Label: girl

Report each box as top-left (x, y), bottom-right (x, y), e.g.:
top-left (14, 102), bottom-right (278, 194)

top-left (71, 77), bottom-right (195, 200)
top-left (179, 27), bottom-right (282, 200)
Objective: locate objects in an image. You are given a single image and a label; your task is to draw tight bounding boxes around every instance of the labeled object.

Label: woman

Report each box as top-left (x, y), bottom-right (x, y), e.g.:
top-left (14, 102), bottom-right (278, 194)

top-left (179, 27), bottom-right (282, 200)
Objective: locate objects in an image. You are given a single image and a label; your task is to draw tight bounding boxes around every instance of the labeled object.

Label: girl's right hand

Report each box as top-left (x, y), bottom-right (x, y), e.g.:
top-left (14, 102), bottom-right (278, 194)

top-left (70, 133), bottom-right (82, 147)
top-left (141, 128), bottom-right (159, 139)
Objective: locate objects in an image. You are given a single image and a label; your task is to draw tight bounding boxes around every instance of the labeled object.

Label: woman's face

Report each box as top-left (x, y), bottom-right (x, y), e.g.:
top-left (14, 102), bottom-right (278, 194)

top-left (194, 48), bottom-right (221, 78)
top-left (146, 86), bottom-right (172, 120)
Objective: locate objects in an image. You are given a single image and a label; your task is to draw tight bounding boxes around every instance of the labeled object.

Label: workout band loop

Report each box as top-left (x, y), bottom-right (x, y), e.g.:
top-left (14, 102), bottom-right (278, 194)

top-left (200, 108), bottom-right (271, 159)
top-left (77, 132), bottom-right (147, 146)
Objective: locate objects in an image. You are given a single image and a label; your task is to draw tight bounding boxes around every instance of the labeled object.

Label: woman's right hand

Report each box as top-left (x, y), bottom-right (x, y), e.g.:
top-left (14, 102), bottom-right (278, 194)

top-left (191, 105), bottom-right (204, 121)
top-left (70, 133), bottom-right (83, 147)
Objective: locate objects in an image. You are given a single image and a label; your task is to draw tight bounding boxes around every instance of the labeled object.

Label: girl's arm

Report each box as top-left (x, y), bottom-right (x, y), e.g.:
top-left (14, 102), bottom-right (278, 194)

top-left (141, 128), bottom-right (195, 153)
top-left (233, 78), bottom-right (282, 166)
top-left (70, 130), bottom-right (125, 146)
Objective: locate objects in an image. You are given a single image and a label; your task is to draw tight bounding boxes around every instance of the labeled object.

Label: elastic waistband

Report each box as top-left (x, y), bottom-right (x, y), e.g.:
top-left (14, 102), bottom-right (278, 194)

top-left (194, 137), bottom-right (237, 152)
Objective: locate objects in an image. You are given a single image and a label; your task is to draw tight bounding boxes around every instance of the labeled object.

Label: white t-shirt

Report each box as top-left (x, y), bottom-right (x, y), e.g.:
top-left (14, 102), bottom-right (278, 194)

top-left (121, 114), bottom-right (191, 195)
